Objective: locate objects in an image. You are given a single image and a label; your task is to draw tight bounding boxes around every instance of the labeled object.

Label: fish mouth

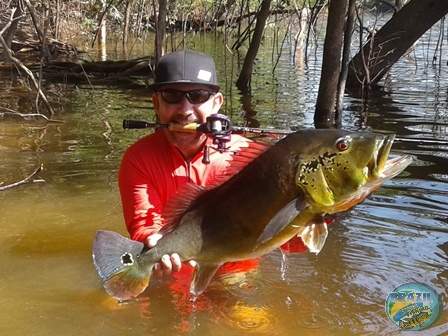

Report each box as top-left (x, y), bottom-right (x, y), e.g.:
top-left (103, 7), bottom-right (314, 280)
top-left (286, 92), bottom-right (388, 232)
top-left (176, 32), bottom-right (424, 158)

top-left (367, 133), bottom-right (412, 185)
top-left (370, 134), bottom-right (395, 177)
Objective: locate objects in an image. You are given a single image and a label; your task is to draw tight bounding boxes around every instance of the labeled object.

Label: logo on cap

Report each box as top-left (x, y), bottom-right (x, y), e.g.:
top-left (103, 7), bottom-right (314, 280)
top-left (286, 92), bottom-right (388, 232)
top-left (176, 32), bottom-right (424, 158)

top-left (197, 70), bottom-right (212, 82)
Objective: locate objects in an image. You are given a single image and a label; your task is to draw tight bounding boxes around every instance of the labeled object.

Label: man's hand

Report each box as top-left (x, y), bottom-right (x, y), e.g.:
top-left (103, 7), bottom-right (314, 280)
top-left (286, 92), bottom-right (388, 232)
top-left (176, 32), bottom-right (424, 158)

top-left (145, 233), bottom-right (196, 278)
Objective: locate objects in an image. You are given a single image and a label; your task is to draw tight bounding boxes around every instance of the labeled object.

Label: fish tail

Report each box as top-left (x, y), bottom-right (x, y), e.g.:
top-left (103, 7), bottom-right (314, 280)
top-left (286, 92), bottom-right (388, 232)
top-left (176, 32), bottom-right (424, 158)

top-left (92, 230), bottom-right (153, 301)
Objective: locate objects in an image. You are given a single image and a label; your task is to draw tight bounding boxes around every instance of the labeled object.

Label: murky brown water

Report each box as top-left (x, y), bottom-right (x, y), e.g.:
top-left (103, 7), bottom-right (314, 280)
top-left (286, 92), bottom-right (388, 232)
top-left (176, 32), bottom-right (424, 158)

top-left (1, 18), bottom-right (448, 336)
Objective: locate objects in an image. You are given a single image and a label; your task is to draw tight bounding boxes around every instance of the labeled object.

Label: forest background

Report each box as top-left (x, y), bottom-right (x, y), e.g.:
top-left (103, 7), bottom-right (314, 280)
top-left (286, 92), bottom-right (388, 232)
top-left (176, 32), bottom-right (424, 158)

top-left (0, 0), bottom-right (447, 127)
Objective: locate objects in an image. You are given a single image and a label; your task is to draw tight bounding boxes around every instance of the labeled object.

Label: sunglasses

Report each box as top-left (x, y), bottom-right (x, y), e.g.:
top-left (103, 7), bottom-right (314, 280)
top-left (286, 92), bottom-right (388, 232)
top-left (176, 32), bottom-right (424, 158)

top-left (157, 89), bottom-right (216, 104)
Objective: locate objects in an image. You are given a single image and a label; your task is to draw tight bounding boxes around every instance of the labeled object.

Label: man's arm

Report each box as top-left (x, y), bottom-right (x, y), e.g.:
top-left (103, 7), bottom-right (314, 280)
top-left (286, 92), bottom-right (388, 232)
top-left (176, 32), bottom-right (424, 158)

top-left (118, 148), bottom-right (188, 277)
top-left (118, 148), bottom-right (164, 242)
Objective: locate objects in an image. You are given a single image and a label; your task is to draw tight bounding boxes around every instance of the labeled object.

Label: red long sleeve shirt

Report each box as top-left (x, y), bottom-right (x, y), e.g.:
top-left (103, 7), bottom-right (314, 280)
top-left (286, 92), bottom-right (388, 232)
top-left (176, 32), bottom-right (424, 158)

top-left (118, 129), bottom-right (255, 242)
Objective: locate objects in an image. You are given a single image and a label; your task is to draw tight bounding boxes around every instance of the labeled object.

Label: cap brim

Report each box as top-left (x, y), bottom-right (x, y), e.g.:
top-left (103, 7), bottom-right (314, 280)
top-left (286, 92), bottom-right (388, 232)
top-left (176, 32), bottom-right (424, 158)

top-left (149, 81), bottom-right (220, 91)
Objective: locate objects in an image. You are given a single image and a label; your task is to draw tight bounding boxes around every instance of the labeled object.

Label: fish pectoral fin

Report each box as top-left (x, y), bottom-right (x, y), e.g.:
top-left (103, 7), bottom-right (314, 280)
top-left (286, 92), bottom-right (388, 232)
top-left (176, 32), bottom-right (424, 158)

top-left (296, 217), bottom-right (328, 254)
top-left (257, 198), bottom-right (306, 246)
top-left (190, 263), bottom-right (222, 296)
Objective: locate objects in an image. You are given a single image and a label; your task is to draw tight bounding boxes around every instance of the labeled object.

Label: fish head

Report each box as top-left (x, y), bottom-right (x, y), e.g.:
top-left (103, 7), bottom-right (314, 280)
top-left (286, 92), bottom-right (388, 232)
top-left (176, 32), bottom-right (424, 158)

top-left (295, 130), bottom-right (412, 211)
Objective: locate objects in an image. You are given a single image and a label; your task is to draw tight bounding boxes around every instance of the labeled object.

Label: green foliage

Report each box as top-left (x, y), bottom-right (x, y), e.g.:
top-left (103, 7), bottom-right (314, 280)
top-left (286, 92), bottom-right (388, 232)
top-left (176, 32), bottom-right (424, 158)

top-left (79, 17), bottom-right (99, 34)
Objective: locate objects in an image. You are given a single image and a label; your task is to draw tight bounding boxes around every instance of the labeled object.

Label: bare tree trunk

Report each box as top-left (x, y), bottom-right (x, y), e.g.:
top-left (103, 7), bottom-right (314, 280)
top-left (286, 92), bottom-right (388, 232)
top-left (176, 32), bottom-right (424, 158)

top-left (23, 0), bottom-right (52, 61)
top-left (123, 0), bottom-right (132, 56)
top-left (3, 0), bottom-right (24, 49)
top-left (154, 0), bottom-right (167, 63)
top-left (54, 0), bottom-right (60, 40)
top-left (236, 0), bottom-right (272, 93)
top-left (98, 14), bottom-right (107, 60)
top-left (335, 0), bottom-right (356, 126)
top-left (314, 0), bottom-right (347, 128)
top-left (347, 0), bottom-right (448, 93)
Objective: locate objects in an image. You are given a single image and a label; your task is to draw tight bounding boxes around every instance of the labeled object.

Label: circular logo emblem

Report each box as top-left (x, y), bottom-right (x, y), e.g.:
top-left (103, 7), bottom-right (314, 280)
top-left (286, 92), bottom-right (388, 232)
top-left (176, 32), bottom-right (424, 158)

top-left (385, 282), bottom-right (443, 330)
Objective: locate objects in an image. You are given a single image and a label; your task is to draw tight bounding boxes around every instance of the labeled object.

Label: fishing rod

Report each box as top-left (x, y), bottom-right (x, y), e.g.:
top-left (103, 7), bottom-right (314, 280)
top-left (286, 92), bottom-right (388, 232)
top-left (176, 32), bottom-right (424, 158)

top-left (123, 114), bottom-right (292, 164)
top-left (123, 114), bottom-right (292, 136)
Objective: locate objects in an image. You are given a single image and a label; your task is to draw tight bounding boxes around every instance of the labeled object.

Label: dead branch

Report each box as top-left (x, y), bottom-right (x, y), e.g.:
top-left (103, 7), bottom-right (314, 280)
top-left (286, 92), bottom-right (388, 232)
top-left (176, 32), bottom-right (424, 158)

top-left (0, 107), bottom-right (64, 123)
top-left (0, 164), bottom-right (44, 191)
top-left (0, 32), bottom-right (55, 117)
top-left (22, 0), bottom-right (52, 62)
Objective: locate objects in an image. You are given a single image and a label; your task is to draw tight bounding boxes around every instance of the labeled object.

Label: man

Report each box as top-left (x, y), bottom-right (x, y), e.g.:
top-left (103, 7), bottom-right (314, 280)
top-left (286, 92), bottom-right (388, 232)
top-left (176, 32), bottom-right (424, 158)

top-left (118, 50), bottom-right (261, 279)
top-left (119, 50), bottom-right (310, 282)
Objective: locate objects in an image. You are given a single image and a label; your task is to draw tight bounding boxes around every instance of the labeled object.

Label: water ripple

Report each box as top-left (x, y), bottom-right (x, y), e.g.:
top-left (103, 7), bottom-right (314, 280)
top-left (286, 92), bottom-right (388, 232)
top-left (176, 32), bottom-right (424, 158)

top-left (216, 302), bottom-right (277, 333)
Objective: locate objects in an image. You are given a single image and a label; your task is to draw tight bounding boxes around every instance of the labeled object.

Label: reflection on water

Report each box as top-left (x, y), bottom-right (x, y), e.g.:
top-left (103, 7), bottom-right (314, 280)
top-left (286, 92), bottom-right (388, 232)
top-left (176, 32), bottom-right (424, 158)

top-left (1, 24), bottom-right (448, 336)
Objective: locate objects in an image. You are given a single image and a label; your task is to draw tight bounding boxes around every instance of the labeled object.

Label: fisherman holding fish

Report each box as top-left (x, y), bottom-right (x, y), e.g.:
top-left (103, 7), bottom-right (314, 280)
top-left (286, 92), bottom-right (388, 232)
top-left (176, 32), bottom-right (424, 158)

top-left (118, 50), bottom-right (272, 279)
top-left (94, 50), bottom-right (412, 301)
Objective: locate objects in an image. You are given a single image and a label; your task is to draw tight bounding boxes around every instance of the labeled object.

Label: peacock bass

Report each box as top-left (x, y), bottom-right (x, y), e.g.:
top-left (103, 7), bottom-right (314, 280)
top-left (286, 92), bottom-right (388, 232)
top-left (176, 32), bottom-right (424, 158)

top-left (93, 129), bottom-right (412, 301)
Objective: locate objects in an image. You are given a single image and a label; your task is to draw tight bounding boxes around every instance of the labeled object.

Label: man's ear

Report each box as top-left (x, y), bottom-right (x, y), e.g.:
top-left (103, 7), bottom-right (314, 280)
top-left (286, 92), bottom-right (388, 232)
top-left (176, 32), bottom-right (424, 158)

top-left (212, 92), bottom-right (223, 113)
top-left (152, 93), bottom-right (160, 114)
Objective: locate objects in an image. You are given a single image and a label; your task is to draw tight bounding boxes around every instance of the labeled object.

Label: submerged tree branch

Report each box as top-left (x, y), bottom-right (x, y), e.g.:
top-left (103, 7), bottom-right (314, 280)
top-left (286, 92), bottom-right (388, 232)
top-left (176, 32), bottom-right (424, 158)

top-left (0, 33), bottom-right (55, 117)
top-left (0, 107), bottom-right (64, 123)
top-left (0, 164), bottom-right (44, 191)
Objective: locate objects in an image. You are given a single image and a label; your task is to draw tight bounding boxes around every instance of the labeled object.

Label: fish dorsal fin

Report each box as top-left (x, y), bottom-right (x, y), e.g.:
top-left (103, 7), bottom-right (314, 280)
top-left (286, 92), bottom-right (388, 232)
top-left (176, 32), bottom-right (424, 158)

top-left (257, 198), bottom-right (307, 245)
top-left (160, 183), bottom-right (209, 235)
top-left (295, 216), bottom-right (328, 254)
top-left (161, 140), bottom-right (271, 235)
top-left (213, 139), bottom-right (272, 186)
top-left (190, 263), bottom-right (222, 296)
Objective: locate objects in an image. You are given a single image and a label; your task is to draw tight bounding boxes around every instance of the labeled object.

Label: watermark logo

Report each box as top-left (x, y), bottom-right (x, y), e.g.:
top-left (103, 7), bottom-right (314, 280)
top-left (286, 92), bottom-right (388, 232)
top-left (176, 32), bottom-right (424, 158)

top-left (385, 282), bottom-right (443, 330)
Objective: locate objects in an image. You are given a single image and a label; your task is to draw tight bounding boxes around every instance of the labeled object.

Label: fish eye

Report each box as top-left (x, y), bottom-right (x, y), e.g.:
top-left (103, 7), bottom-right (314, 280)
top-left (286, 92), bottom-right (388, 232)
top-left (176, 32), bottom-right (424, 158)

top-left (336, 138), bottom-right (350, 152)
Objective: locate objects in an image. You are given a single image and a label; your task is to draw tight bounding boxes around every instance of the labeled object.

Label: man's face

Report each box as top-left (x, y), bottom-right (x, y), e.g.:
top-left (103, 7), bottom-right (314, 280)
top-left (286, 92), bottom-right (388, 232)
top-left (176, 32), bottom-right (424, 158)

top-left (152, 83), bottom-right (223, 156)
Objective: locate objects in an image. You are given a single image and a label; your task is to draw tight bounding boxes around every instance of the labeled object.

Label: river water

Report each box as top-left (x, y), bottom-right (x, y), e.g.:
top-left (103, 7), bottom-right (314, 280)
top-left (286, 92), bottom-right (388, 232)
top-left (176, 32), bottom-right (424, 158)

top-left (1, 18), bottom-right (448, 336)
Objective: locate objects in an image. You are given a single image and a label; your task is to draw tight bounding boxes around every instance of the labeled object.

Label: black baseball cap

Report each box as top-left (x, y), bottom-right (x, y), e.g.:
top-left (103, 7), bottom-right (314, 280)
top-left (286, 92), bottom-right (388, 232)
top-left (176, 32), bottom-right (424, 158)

top-left (150, 50), bottom-right (220, 91)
